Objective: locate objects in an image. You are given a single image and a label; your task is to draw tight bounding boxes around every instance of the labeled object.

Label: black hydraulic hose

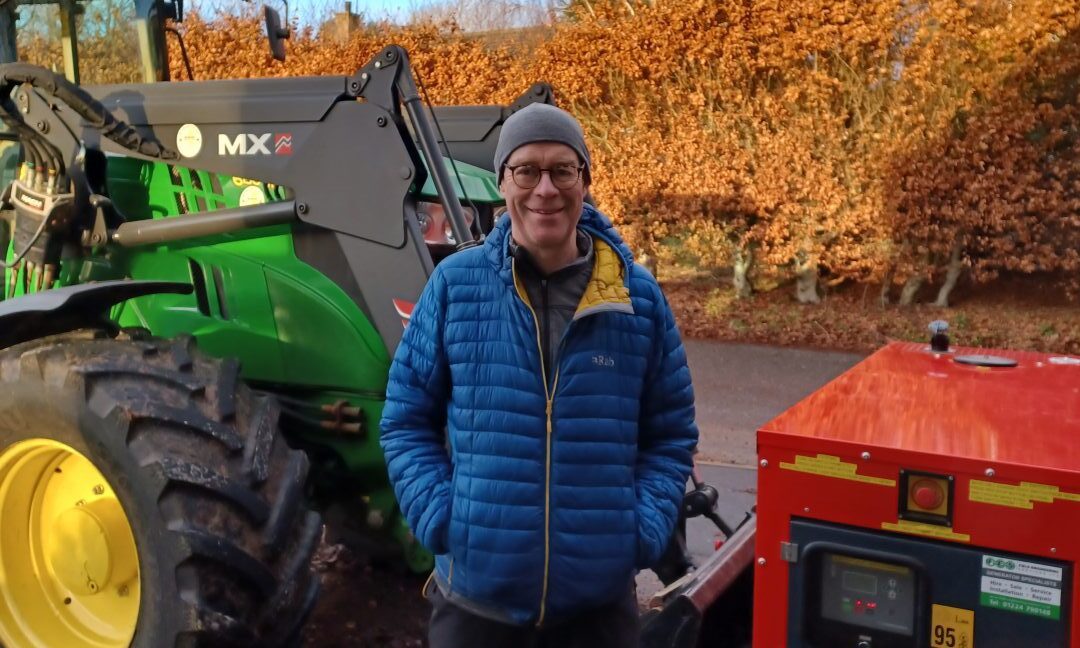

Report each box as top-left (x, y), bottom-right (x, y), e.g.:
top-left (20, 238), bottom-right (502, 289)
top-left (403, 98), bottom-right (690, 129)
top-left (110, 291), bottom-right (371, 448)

top-left (0, 95), bottom-right (64, 181)
top-left (0, 140), bottom-right (53, 270)
top-left (0, 64), bottom-right (170, 270)
top-left (18, 132), bottom-right (43, 187)
top-left (0, 63), bottom-right (178, 160)
top-left (0, 206), bottom-right (50, 269)
top-left (165, 26), bottom-right (195, 81)
top-left (21, 132), bottom-right (52, 182)
top-left (414, 69), bottom-right (480, 245)
top-left (14, 128), bottom-right (37, 172)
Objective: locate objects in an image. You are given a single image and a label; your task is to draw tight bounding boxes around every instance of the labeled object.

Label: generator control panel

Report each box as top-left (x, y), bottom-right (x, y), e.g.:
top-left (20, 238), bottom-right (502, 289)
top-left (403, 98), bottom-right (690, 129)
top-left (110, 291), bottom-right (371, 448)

top-left (817, 553), bottom-right (917, 636)
top-left (753, 342), bottom-right (1080, 648)
top-left (788, 519), bottom-right (1071, 648)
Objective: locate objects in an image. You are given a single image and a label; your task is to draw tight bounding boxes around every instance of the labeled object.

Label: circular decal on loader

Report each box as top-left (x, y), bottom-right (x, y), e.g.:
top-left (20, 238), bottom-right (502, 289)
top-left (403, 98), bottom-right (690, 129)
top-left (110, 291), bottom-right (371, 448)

top-left (239, 185), bottom-right (266, 206)
top-left (176, 124), bottom-right (203, 158)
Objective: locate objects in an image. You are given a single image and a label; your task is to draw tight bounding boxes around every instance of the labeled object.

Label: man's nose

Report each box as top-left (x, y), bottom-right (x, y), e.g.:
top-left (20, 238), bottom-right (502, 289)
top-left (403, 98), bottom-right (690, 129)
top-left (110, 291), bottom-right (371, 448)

top-left (533, 171), bottom-right (559, 195)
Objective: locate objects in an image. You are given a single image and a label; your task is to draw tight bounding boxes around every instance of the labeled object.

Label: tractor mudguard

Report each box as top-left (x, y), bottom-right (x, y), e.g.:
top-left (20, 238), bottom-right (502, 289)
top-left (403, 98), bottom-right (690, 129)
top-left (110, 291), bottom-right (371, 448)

top-left (641, 515), bottom-right (756, 648)
top-left (0, 280), bottom-right (191, 349)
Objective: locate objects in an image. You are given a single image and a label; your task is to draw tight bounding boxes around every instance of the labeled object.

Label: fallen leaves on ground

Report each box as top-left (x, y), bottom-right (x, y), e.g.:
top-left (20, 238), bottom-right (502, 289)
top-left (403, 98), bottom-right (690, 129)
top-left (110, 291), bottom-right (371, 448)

top-left (665, 275), bottom-right (1079, 355)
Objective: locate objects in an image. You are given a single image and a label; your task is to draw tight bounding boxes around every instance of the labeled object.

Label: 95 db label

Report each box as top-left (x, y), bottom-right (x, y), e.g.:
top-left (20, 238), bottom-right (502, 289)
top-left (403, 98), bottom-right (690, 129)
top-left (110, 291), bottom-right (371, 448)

top-left (931, 604), bottom-right (973, 648)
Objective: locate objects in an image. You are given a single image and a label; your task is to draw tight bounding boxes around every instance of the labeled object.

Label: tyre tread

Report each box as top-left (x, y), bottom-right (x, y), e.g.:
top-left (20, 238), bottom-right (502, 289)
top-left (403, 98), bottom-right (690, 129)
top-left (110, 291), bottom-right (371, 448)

top-left (0, 333), bottom-right (322, 648)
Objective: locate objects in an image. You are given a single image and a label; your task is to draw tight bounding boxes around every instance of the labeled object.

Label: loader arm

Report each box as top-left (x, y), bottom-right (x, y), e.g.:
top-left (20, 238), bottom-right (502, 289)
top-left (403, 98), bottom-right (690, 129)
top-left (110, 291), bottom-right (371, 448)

top-left (3, 47), bottom-right (552, 353)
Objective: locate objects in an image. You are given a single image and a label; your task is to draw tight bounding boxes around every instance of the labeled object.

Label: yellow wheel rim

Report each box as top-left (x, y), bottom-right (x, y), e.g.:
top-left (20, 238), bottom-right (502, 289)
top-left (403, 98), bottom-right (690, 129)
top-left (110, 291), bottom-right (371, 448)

top-left (0, 440), bottom-right (140, 647)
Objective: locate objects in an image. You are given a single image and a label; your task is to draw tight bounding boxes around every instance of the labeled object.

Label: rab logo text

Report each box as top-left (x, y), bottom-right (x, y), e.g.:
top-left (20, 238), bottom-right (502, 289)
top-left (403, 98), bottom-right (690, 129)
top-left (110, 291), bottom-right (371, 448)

top-left (218, 133), bottom-right (293, 156)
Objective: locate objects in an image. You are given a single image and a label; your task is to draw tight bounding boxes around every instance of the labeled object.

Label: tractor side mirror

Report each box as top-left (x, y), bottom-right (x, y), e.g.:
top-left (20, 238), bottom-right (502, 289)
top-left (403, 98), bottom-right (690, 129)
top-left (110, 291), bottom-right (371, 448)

top-left (164, 0), bottom-right (183, 21)
top-left (263, 4), bottom-right (290, 62)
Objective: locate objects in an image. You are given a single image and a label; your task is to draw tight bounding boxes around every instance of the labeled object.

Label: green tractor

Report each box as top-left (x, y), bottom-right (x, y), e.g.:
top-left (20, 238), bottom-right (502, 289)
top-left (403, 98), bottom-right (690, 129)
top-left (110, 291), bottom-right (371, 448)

top-left (0, 2), bottom-right (556, 645)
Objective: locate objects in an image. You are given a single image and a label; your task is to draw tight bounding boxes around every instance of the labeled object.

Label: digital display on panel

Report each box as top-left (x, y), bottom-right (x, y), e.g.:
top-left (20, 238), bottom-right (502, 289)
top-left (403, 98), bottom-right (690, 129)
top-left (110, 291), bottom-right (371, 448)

top-left (842, 571), bottom-right (878, 595)
top-left (819, 553), bottom-right (916, 636)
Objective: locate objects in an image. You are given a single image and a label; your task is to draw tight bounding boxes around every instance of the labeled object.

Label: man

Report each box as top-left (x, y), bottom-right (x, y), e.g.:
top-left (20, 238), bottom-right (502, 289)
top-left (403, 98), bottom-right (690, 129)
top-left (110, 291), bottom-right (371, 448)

top-left (380, 103), bottom-right (698, 648)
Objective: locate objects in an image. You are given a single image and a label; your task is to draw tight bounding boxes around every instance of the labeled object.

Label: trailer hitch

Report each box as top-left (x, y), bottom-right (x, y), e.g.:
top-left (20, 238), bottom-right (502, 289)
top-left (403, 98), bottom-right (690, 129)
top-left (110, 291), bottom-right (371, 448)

top-left (683, 471), bottom-right (750, 539)
top-left (653, 467), bottom-right (752, 586)
top-left (642, 516), bottom-right (756, 648)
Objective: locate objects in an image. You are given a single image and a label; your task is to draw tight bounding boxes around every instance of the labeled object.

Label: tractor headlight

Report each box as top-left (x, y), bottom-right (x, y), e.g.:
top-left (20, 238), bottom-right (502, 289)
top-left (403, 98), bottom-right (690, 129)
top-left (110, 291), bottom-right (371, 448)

top-left (417, 201), bottom-right (474, 246)
top-left (415, 208), bottom-right (433, 236)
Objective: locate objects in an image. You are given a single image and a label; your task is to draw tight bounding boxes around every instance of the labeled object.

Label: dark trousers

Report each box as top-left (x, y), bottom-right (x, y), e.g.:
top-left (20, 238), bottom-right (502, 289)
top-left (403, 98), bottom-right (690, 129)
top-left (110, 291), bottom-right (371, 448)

top-left (427, 585), bottom-right (640, 648)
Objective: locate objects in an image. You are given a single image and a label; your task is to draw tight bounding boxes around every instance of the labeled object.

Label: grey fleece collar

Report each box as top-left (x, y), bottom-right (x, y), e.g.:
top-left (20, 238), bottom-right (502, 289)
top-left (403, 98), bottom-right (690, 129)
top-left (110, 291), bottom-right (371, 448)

top-left (508, 230), bottom-right (594, 277)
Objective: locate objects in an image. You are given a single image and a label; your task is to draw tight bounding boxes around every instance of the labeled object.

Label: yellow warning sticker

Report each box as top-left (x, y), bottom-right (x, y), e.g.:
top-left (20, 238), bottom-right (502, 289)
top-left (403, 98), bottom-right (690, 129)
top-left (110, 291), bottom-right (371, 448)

top-left (779, 454), bottom-right (896, 487)
top-left (970, 480), bottom-right (1080, 510)
top-left (882, 520), bottom-right (970, 542)
top-left (931, 604), bottom-right (974, 648)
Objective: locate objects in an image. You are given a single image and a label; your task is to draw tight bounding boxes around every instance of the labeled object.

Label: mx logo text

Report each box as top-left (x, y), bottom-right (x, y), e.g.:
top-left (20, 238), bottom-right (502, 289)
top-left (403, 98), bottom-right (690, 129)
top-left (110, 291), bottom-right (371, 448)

top-left (219, 133), bottom-right (294, 156)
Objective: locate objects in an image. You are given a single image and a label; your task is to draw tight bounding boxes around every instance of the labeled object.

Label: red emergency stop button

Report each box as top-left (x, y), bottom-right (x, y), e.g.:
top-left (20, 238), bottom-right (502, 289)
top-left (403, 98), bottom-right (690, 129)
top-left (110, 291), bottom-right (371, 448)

top-left (901, 471), bottom-right (952, 524)
top-left (912, 479), bottom-right (944, 510)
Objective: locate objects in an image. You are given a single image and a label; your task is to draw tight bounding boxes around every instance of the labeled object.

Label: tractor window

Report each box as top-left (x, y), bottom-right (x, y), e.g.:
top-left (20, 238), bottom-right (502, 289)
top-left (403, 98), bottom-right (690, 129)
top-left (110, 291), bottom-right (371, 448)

top-left (0, 136), bottom-right (19, 188)
top-left (16, 1), bottom-right (142, 85)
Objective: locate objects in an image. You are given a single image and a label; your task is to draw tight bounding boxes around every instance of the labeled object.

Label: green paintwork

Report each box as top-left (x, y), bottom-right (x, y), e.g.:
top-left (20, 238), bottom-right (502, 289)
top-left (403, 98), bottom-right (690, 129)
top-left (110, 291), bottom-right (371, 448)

top-left (418, 153), bottom-right (502, 203)
top-left (0, 139), bottom-right (19, 188)
top-left (99, 158), bottom-right (397, 399)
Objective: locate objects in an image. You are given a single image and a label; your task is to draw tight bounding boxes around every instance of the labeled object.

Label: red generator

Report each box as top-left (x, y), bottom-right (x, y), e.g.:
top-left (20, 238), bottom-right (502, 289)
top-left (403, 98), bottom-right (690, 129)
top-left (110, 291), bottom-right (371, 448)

top-left (754, 341), bottom-right (1080, 648)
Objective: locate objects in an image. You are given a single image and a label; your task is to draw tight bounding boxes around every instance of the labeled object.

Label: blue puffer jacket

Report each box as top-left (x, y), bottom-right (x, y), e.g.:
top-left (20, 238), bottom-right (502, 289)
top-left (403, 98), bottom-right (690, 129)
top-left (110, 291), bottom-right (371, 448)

top-left (380, 204), bottom-right (698, 626)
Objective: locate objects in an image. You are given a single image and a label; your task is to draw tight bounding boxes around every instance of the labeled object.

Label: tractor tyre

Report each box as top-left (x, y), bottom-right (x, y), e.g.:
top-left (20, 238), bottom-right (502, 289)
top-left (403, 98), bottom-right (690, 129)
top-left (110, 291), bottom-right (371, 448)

top-left (0, 332), bottom-right (322, 648)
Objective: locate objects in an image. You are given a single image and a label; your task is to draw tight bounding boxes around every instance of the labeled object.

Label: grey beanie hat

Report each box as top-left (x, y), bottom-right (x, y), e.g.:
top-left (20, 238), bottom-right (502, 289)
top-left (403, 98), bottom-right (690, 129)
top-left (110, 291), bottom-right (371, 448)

top-left (494, 103), bottom-right (591, 184)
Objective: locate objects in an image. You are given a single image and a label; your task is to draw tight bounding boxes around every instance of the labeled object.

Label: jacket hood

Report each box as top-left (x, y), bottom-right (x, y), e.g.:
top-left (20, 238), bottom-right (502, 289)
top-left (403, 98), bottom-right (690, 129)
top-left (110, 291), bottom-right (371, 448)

top-left (483, 203), bottom-right (634, 276)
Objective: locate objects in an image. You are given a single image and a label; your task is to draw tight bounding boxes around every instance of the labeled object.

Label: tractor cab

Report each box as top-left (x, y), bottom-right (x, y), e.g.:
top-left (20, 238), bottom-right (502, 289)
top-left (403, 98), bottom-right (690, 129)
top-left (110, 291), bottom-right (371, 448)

top-left (0, 0), bottom-right (179, 188)
top-left (0, 0), bottom-right (180, 84)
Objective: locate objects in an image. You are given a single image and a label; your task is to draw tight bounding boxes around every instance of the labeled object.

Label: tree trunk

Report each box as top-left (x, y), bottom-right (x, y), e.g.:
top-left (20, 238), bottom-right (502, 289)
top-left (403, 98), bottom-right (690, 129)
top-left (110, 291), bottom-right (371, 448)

top-left (638, 252), bottom-right (658, 278)
top-left (898, 273), bottom-right (924, 306)
top-left (879, 265), bottom-right (894, 307)
top-left (732, 248), bottom-right (753, 299)
top-left (934, 244), bottom-right (964, 308)
top-left (795, 261), bottom-right (820, 304)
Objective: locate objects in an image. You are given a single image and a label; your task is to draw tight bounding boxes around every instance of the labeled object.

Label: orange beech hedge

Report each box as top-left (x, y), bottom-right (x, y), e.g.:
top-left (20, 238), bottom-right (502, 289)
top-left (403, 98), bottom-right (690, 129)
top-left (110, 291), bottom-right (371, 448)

top-left (35, 1), bottom-right (1080, 303)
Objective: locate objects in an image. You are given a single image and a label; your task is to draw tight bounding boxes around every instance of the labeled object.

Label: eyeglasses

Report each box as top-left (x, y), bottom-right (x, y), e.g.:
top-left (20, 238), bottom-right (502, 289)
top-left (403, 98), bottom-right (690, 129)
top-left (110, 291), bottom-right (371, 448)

top-left (503, 163), bottom-right (583, 190)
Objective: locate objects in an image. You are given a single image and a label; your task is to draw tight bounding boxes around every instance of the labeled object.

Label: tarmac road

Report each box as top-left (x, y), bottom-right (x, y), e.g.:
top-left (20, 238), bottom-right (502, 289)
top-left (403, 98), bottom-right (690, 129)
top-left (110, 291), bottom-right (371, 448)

top-left (306, 341), bottom-right (870, 643)
top-left (636, 341), bottom-right (866, 602)
top-left (685, 340), bottom-right (866, 467)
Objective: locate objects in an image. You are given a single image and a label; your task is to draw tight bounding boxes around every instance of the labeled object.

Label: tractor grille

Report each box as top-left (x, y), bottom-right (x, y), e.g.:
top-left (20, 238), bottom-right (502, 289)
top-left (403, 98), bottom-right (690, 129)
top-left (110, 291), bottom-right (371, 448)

top-left (167, 165), bottom-right (227, 215)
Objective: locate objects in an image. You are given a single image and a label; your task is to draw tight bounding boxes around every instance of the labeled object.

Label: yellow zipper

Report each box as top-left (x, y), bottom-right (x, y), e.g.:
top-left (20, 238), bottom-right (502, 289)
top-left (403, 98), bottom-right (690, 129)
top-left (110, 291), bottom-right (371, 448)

top-left (423, 557), bottom-right (453, 598)
top-left (537, 369), bottom-right (559, 626)
top-left (512, 259), bottom-right (558, 627)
